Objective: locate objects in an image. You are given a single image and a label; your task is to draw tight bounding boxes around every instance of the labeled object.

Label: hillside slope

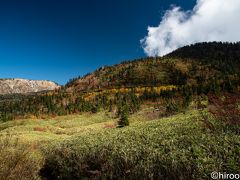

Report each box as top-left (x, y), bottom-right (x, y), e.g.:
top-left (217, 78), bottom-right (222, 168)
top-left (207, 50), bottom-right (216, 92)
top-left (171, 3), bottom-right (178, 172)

top-left (66, 42), bottom-right (240, 93)
top-left (0, 78), bottom-right (60, 95)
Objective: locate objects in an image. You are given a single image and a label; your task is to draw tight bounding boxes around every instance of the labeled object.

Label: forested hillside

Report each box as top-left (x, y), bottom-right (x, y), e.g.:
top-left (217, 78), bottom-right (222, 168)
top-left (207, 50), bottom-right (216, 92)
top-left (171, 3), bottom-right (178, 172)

top-left (0, 42), bottom-right (240, 122)
top-left (167, 42), bottom-right (240, 74)
top-left (66, 42), bottom-right (240, 91)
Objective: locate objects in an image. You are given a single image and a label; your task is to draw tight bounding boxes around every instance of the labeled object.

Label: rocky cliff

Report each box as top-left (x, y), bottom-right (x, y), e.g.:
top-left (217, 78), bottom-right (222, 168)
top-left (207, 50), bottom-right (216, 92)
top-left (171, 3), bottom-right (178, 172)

top-left (0, 78), bottom-right (60, 94)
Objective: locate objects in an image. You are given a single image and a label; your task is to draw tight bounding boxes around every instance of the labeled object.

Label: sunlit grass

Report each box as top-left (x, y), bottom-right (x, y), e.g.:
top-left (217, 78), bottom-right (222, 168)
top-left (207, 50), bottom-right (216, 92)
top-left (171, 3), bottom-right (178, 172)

top-left (1, 109), bottom-right (239, 179)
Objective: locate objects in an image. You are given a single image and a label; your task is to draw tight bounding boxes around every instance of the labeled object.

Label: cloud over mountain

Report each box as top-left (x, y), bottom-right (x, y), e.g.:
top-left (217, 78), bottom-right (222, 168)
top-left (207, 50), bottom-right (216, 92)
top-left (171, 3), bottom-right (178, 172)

top-left (141, 0), bottom-right (240, 56)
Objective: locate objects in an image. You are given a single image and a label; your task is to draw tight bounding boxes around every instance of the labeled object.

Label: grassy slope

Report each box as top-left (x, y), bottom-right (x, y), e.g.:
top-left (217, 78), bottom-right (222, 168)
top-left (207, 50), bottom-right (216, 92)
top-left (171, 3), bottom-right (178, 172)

top-left (0, 112), bottom-right (115, 179)
top-left (0, 108), bottom-right (164, 145)
top-left (0, 109), bottom-right (239, 179)
top-left (40, 111), bottom-right (240, 179)
top-left (0, 112), bottom-right (114, 143)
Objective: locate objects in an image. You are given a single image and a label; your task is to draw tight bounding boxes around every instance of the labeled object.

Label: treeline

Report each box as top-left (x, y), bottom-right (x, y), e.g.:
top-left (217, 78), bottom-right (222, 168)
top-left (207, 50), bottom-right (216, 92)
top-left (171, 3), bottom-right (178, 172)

top-left (0, 79), bottom-right (239, 122)
top-left (0, 90), bottom-right (140, 121)
top-left (0, 77), bottom-right (238, 122)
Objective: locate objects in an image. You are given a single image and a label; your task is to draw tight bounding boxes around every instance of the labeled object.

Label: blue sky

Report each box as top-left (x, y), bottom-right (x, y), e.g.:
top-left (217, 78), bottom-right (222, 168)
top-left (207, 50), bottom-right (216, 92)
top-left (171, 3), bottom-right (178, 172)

top-left (0, 0), bottom-right (196, 84)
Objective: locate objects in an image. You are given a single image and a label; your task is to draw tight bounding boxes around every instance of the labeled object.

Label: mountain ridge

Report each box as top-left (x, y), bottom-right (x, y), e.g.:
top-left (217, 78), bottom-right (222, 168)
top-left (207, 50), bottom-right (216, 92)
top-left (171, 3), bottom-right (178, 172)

top-left (0, 78), bottom-right (60, 95)
top-left (65, 42), bottom-right (240, 93)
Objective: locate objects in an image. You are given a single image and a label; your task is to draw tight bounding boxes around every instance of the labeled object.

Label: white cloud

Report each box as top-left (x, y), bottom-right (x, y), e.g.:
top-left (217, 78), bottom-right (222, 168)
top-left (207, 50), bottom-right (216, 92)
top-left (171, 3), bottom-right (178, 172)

top-left (141, 0), bottom-right (240, 56)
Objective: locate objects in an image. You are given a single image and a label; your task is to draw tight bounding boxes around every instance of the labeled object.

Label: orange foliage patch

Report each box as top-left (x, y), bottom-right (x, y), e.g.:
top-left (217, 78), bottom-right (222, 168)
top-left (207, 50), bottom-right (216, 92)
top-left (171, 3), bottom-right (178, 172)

top-left (33, 126), bottom-right (47, 132)
top-left (103, 124), bottom-right (116, 129)
top-left (83, 85), bottom-right (178, 101)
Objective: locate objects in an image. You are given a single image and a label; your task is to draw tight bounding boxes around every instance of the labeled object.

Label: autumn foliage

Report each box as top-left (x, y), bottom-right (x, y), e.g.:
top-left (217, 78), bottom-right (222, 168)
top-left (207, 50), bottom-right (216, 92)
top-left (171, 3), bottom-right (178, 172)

top-left (202, 93), bottom-right (240, 133)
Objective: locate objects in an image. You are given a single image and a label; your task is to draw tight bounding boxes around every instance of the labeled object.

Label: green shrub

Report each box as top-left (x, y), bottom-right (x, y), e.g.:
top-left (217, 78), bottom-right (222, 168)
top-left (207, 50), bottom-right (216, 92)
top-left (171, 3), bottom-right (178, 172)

top-left (118, 105), bottom-right (129, 127)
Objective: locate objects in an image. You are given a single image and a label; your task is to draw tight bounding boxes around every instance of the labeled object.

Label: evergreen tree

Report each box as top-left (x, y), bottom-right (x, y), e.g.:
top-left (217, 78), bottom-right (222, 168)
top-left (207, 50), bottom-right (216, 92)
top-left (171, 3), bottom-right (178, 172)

top-left (118, 104), bottom-right (129, 127)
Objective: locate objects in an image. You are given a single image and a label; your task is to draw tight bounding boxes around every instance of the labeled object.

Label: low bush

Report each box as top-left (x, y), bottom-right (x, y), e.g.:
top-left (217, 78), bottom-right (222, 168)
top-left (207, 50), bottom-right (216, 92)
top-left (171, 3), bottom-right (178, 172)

top-left (0, 134), bottom-right (41, 180)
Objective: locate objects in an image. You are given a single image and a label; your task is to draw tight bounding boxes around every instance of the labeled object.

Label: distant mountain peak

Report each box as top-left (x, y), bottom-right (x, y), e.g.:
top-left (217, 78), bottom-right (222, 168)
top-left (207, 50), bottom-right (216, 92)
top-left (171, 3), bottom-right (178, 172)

top-left (0, 78), bottom-right (60, 95)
